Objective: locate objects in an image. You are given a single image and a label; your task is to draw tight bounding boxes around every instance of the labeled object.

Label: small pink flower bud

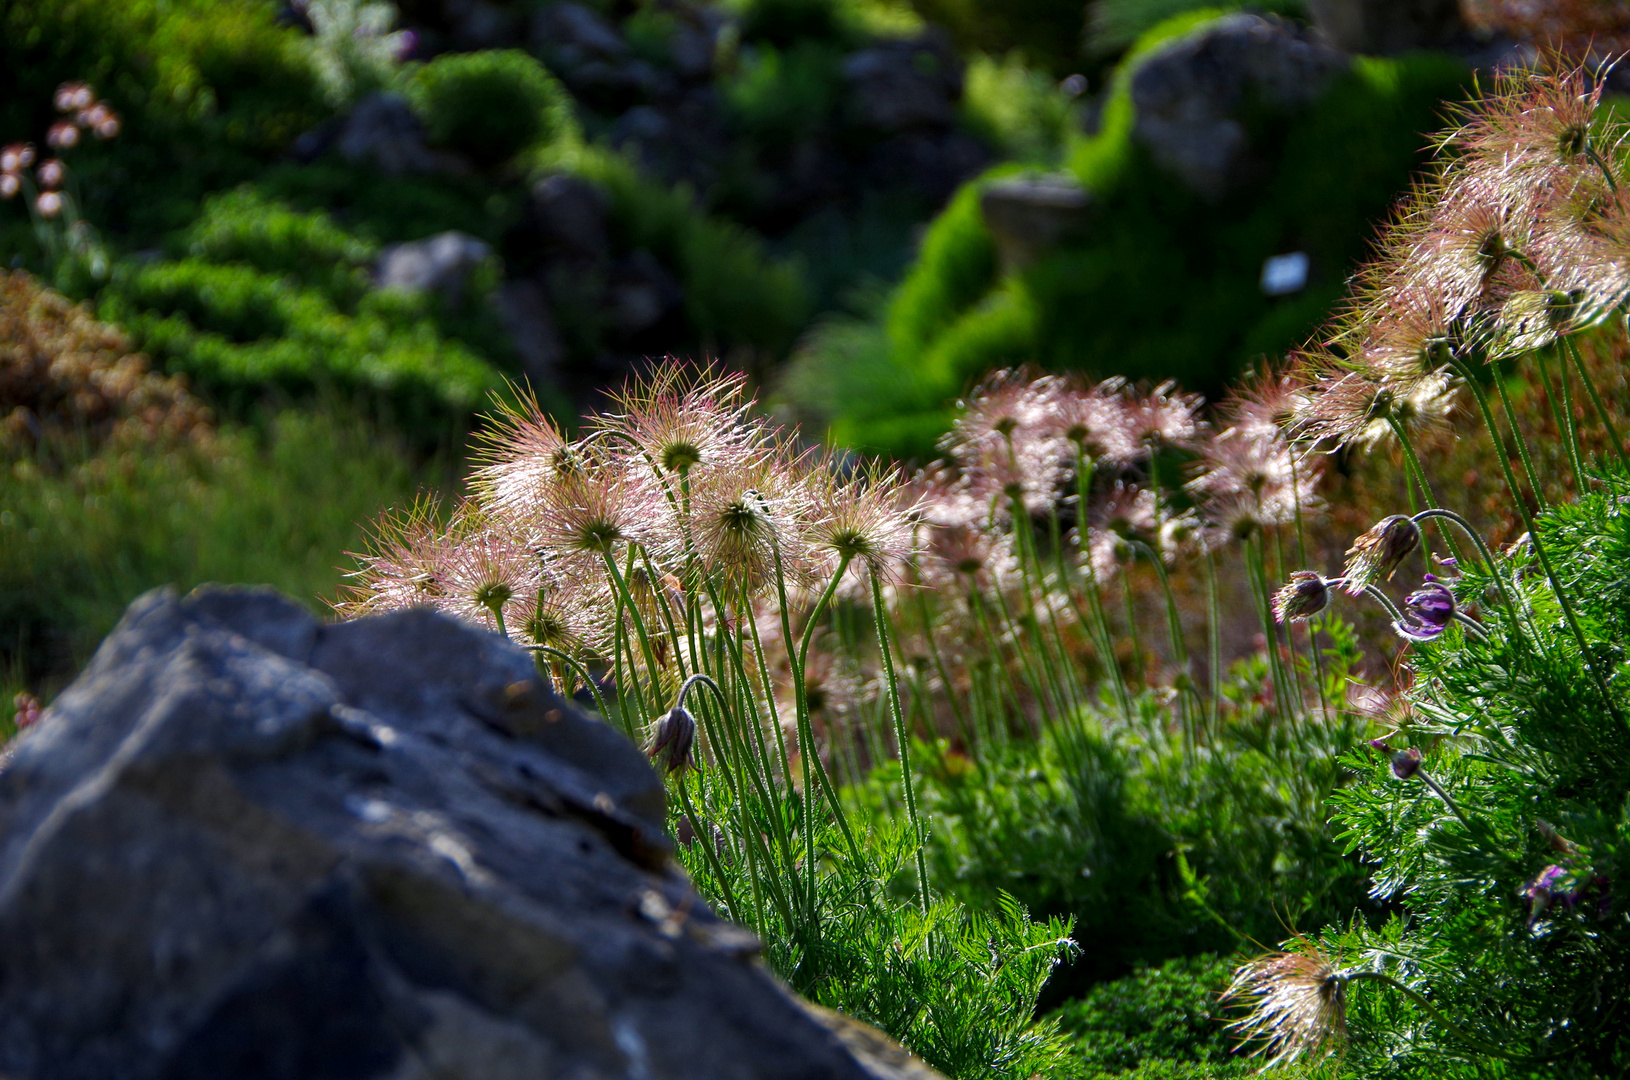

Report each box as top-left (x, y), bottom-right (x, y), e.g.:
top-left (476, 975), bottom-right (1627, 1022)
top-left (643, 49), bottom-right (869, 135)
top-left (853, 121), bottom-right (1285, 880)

top-left (647, 705), bottom-right (697, 777)
top-left (46, 121), bottom-right (79, 149)
top-left (0, 142), bottom-right (34, 172)
top-left (36, 191), bottom-right (63, 218)
top-left (36, 159), bottom-right (65, 189)
top-left (0, 173), bottom-right (18, 199)
top-left (54, 82), bottom-right (92, 112)
top-left (12, 692), bottom-right (42, 730)
top-left (95, 116), bottom-right (121, 140)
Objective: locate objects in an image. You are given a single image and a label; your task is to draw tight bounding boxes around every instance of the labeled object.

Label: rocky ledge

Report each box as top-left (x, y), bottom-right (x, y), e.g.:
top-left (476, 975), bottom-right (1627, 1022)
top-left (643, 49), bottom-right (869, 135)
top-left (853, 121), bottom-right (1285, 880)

top-left (0, 586), bottom-right (937, 1080)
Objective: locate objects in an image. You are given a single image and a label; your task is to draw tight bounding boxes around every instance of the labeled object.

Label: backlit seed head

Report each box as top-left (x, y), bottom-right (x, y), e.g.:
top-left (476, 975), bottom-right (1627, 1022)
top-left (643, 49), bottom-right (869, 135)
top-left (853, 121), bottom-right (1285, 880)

top-left (1272, 571), bottom-right (1334, 624)
top-left (1343, 514), bottom-right (1420, 595)
top-left (1224, 943), bottom-right (1348, 1069)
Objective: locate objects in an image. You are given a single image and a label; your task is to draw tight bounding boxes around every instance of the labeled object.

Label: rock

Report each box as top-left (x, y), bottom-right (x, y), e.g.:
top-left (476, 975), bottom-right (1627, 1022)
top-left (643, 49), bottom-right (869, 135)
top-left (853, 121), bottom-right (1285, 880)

top-left (1130, 13), bottom-right (1349, 199)
top-left (531, 2), bottom-right (631, 67)
top-left (1307, 0), bottom-right (1467, 54)
top-left (842, 32), bottom-right (963, 132)
top-left (494, 277), bottom-right (568, 385)
top-left (444, 0), bottom-right (523, 50)
top-left (376, 231), bottom-right (493, 301)
top-left (865, 129), bottom-right (989, 206)
top-left (0, 586), bottom-right (941, 1080)
top-left (608, 250), bottom-right (683, 338)
top-left (670, 21), bottom-right (717, 81)
top-left (979, 173), bottom-right (1092, 271)
top-left (335, 93), bottom-right (443, 176)
top-left (525, 174), bottom-right (612, 266)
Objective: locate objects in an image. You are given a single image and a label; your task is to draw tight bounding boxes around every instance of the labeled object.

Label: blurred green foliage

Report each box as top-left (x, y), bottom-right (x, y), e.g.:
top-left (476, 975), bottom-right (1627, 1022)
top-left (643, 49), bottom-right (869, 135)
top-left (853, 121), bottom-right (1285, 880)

top-left (1056, 953), bottom-right (1250, 1077)
top-left (408, 49), bottom-right (576, 168)
top-left (789, 13), bottom-right (1471, 458)
top-left (0, 407), bottom-right (440, 696)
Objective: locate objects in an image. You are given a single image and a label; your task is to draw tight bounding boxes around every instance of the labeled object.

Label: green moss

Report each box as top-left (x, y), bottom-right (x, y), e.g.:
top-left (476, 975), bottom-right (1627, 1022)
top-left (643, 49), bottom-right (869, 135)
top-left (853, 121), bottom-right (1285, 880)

top-left (407, 49), bottom-right (576, 168)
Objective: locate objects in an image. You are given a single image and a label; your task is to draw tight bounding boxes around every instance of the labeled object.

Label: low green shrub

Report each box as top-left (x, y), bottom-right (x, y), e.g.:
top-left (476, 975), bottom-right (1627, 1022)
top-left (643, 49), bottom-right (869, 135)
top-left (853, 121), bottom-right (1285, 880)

top-left (1056, 953), bottom-right (1250, 1077)
top-left (0, 406), bottom-right (439, 695)
top-left (178, 186), bottom-right (377, 302)
top-left (407, 49), bottom-right (576, 168)
top-left (723, 40), bottom-right (844, 147)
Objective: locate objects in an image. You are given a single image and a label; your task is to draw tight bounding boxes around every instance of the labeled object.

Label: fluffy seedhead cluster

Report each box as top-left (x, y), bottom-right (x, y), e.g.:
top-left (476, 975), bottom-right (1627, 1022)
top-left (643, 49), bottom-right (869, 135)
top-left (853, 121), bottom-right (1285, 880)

top-left (343, 368), bottom-right (917, 727)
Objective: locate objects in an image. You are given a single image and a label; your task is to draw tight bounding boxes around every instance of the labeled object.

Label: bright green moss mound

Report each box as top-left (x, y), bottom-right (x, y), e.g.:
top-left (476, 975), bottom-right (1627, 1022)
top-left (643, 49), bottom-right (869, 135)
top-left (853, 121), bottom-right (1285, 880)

top-left (408, 50), bottom-right (576, 168)
top-left (796, 14), bottom-right (1470, 459)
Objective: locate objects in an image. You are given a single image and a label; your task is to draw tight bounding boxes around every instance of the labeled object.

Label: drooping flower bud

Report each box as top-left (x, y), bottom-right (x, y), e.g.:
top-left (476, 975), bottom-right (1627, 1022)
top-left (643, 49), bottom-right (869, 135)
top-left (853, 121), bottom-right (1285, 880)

top-left (1391, 575), bottom-right (1457, 642)
top-left (1272, 570), bottom-right (1334, 623)
top-left (1342, 514), bottom-right (1420, 594)
top-left (1390, 747), bottom-right (1422, 781)
top-left (647, 705), bottom-right (697, 777)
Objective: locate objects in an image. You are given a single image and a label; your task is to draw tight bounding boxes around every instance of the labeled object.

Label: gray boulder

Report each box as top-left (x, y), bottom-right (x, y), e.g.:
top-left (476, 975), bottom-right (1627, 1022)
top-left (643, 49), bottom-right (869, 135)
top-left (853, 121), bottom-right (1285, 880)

top-left (979, 174), bottom-right (1092, 271)
top-left (1130, 13), bottom-right (1348, 199)
top-left (376, 231), bottom-right (493, 301)
top-left (842, 33), bottom-right (963, 132)
top-left (0, 587), bottom-right (939, 1080)
top-left (335, 93), bottom-right (443, 177)
top-left (1306, 0), bottom-right (1467, 54)
top-left (494, 277), bottom-right (568, 385)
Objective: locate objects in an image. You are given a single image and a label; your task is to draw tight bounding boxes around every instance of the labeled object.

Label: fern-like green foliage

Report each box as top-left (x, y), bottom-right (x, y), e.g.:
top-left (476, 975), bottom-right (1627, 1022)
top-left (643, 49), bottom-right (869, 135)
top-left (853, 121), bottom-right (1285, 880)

top-left (1321, 470), bottom-right (1630, 1076)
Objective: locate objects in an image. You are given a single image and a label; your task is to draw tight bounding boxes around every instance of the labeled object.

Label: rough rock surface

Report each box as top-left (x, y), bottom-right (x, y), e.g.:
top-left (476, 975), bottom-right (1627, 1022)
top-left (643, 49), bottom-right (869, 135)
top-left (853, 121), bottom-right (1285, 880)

top-left (1130, 14), bottom-right (1348, 199)
top-left (375, 231), bottom-right (493, 300)
top-left (334, 93), bottom-right (444, 177)
top-left (979, 174), bottom-right (1092, 271)
top-left (0, 587), bottom-right (938, 1080)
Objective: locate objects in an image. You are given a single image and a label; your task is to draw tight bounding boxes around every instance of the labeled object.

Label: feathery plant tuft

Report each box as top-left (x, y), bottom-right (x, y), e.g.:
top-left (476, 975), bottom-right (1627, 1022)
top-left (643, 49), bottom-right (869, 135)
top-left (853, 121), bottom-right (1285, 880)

top-left (1223, 59), bottom-right (1630, 1074)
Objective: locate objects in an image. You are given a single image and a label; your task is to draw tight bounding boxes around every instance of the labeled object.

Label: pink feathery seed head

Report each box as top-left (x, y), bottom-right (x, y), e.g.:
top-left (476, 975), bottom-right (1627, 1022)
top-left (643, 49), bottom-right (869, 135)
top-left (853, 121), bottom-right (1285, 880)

top-left (470, 387), bottom-right (583, 515)
top-left (529, 446), bottom-right (661, 556)
top-left (1188, 428), bottom-right (1297, 504)
top-left (600, 363), bottom-right (763, 479)
top-left (35, 159), bottom-right (64, 190)
top-left (1038, 374), bottom-right (1140, 465)
top-left (1353, 287), bottom-right (1461, 384)
top-left (1415, 184), bottom-right (1543, 316)
top-left (945, 368), bottom-right (1052, 455)
top-left (509, 566), bottom-right (601, 658)
top-left (806, 454), bottom-right (920, 579)
top-left (1448, 58), bottom-right (1607, 174)
top-left (433, 517), bottom-right (542, 633)
top-left (920, 520), bottom-right (1015, 590)
top-left (336, 495), bottom-right (453, 616)
top-left (684, 449), bottom-right (814, 594)
top-left (1126, 380), bottom-right (1205, 451)
top-left (1201, 490), bottom-right (1274, 549)
top-left (1530, 182), bottom-right (1630, 319)
top-left (45, 121), bottom-right (78, 150)
top-left (1221, 366), bottom-right (1312, 442)
top-left (1090, 480), bottom-right (1156, 542)
top-left (1224, 943), bottom-right (1348, 1069)
top-left (1296, 369), bottom-right (1454, 453)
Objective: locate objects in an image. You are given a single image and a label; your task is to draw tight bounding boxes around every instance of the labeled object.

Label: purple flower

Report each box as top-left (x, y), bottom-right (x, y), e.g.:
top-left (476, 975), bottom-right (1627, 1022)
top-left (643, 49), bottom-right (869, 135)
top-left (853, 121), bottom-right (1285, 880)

top-left (1390, 747), bottom-right (1422, 781)
top-left (1392, 575), bottom-right (1457, 641)
top-left (1523, 864), bottom-right (1572, 926)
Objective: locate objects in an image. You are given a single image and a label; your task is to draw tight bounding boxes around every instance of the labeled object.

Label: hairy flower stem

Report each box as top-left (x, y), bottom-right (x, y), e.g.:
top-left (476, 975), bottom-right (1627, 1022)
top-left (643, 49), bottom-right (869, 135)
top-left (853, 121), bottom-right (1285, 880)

top-left (676, 777), bottom-right (740, 921)
top-left (1450, 363), bottom-right (1629, 735)
top-left (1385, 418), bottom-right (1465, 566)
top-left (1491, 360), bottom-right (1549, 508)
top-left (1203, 551), bottom-right (1223, 738)
top-left (871, 570), bottom-right (931, 913)
top-left (1340, 971), bottom-right (1537, 1062)
top-left (791, 554), bottom-right (864, 862)
top-left (1563, 335), bottom-right (1630, 470)
top-left (1534, 347), bottom-right (1587, 494)
top-left (1407, 509), bottom-right (1526, 626)
top-left (1132, 539), bottom-right (1197, 756)
top-left (529, 645), bottom-right (611, 717)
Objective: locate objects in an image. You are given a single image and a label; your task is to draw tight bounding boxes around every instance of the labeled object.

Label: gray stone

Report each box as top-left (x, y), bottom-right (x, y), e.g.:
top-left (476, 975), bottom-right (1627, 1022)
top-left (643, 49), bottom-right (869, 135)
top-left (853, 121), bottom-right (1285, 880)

top-left (444, 0), bottom-right (523, 50)
top-left (1307, 0), bottom-right (1467, 54)
top-left (376, 231), bottom-right (493, 301)
top-left (608, 250), bottom-right (683, 338)
top-left (979, 173), bottom-right (1092, 271)
top-left (527, 173), bottom-right (612, 265)
top-left (531, 2), bottom-right (631, 66)
top-left (842, 33), bottom-right (963, 132)
top-left (0, 586), bottom-right (941, 1080)
top-left (336, 93), bottom-right (442, 177)
top-left (1130, 13), bottom-right (1348, 199)
top-left (494, 277), bottom-right (568, 385)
